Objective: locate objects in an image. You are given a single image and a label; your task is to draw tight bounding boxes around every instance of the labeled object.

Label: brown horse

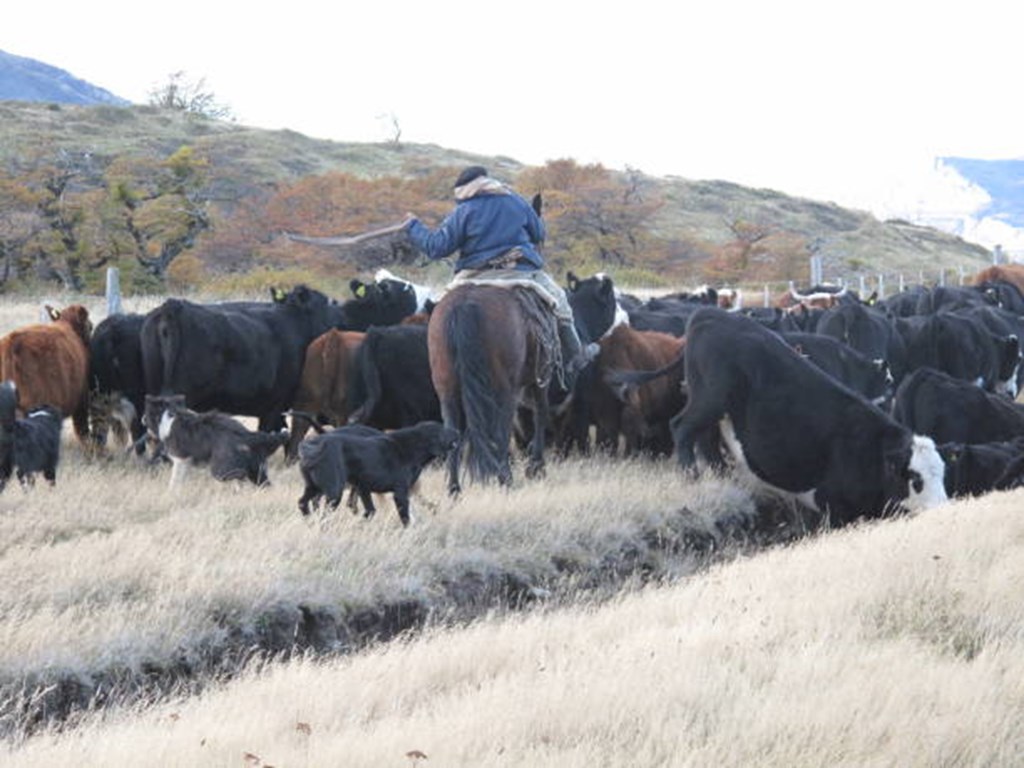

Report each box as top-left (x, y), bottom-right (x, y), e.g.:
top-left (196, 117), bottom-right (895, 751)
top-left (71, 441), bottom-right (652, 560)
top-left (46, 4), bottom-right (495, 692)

top-left (427, 282), bottom-right (558, 495)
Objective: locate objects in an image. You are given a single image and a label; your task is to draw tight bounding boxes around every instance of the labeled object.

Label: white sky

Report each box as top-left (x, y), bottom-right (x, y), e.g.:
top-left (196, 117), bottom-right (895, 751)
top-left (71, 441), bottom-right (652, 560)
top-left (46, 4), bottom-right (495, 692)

top-left (4, 1), bottom-right (1021, 227)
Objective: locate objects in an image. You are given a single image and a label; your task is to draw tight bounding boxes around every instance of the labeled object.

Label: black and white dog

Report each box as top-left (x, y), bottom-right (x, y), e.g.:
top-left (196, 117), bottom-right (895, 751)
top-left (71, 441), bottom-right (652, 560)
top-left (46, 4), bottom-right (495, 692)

top-left (144, 394), bottom-right (287, 487)
top-left (1, 381), bottom-right (62, 492)
top-left (297, 421), bottom-right (459, 525)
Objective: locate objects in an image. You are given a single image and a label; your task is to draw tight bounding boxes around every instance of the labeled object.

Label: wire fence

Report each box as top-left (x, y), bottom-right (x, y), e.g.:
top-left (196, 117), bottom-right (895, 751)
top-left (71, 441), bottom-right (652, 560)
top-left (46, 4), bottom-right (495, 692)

top-left (716, 259), bottom-right (992, 309)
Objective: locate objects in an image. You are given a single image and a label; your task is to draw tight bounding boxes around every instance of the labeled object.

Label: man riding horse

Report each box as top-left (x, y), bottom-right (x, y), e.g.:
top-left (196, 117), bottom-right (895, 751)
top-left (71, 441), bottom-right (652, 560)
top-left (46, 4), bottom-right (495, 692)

top-left (403, 165), bottom-right (597, 387)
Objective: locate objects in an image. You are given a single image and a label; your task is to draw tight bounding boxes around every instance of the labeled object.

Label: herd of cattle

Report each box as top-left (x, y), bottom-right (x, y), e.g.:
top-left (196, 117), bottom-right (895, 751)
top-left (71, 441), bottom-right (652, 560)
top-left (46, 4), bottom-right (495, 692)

top-left (3, 262), bottom-right (1024, 527)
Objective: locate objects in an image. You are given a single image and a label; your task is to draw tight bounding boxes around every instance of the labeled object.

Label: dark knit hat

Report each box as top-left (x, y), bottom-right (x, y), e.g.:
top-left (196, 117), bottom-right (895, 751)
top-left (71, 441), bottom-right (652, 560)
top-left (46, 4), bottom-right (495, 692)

top-left (453, 165), bottom-right (488, 189)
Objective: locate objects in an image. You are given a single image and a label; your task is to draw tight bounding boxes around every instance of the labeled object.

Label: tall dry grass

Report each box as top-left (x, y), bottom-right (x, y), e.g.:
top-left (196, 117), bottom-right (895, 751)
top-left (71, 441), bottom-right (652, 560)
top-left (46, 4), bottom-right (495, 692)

top-left (2, 488), bottom-right (1021, 767)
top-left (0, 430), bottom-right (752, 706)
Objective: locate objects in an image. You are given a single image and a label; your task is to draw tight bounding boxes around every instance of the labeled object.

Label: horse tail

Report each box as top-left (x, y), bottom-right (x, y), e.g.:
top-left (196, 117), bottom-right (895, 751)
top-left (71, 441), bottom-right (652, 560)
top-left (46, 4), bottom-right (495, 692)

top-left (446, 301), bottom-right (508, 482)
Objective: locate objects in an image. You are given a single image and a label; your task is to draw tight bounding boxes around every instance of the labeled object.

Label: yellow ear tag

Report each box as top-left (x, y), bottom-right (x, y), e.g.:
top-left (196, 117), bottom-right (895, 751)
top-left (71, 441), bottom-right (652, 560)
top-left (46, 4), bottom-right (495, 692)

top-left (355, 284), bottom-right (366, 298)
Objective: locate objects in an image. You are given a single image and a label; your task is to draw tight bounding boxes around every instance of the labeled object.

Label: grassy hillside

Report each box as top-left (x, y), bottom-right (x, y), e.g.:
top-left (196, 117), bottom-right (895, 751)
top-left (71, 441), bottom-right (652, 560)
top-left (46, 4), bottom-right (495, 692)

top-left (0, 102), bottom-right (992, 292)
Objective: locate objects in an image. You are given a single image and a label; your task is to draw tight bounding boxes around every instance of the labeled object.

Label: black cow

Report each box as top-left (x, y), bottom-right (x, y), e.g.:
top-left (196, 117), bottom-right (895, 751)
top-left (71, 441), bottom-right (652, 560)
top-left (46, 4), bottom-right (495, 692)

top-left (780, 331), bottom-right (893, 408)
top-left (627, 307), bottom-right (691, 337)
top-left (347, 324), bottom-right (440, 430)
top-left (816, 301), bottom-right (908, 384)
top-left (913, 285), bottom-right (990, 315)
top-left (671, 308), bottom-right (947, 525)
top-left (558, 272), bottom-right (632, 454)
top-left (141, 285), bottom-right (341, 432)
top-left (297, 421), bottom-right (459, 526)
top-left (892, 367), bottom-right (1024, 445)
top-left (566, 272), bottom-right (626, 344)
top-left (876, 285), bottom-right (929, 318)
top-left (974, 279), bottom-right (1024, 315)
top-left (1, 382), bottom-right (61, 492)
top-left (938, 438), bottom-right (1024, 498)
top-left (145, 394), bottom-right (287, 487)
top-left (952, 304), bottom-right (1024, 394)
top-left (341, 272), bottom-right (426, 330)
top-left (898, 312), bottom-right (1020, 397)
top-left (89, 312), bottom-right (147, 451)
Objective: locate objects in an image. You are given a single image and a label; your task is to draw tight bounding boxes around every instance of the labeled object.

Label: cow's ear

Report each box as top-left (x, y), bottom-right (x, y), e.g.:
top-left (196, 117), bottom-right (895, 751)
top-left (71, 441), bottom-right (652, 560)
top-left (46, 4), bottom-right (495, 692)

top-left (599, 277), bottom-right (614, 297)
top-left (350, 279), bottom-right (367, 299)
top-left (46, 305), bottom-right (60, 321)
top-left (270, 287), bottom-right (287, 303)
top-left (566, 271), bottom-right (579, 291)
top-left (531, 193), bottom-right (543, 217)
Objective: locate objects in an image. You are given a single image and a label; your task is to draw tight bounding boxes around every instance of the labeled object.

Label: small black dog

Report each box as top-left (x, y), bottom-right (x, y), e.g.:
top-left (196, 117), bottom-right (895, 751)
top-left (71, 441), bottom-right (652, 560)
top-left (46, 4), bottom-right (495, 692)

top-left (298, 421), bottom-right (459, 526)
top-left (1, 381), bottom-right (62, 492)
top-left (145, 394), bottom-right (287, 487)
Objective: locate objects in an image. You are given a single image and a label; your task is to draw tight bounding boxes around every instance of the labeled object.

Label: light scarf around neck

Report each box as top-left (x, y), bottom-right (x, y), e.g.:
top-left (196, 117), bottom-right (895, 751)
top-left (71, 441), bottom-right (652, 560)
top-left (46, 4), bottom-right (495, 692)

top-left (454, 176), bottom-right (509, 201)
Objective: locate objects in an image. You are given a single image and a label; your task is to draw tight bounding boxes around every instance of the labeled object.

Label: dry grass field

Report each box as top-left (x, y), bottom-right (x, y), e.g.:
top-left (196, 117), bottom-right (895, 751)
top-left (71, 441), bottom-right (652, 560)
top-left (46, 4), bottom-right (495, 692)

top-left (2, 477), bottom-right (1021, 767)
top-left (1, 294), bottom-right (1022, 766)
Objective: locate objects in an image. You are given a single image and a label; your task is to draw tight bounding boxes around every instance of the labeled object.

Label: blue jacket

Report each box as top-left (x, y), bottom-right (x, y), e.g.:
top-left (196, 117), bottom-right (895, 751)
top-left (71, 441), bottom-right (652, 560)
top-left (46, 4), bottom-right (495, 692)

top-left (407, 190), bottom-right (545, 273)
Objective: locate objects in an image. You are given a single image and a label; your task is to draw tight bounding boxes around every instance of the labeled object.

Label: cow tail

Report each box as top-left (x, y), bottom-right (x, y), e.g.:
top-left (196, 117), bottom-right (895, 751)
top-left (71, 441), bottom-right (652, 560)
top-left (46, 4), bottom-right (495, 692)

top-left (319, 331), bottom-right (348, 419)
top-left (347, 332), bottom-right (379, 422)
top-left (144, 302), bottom-right (182, 395)
top-left (0, 337), bottom-right (17, 392)
top-left (446, 302), bottom-right (506, 482)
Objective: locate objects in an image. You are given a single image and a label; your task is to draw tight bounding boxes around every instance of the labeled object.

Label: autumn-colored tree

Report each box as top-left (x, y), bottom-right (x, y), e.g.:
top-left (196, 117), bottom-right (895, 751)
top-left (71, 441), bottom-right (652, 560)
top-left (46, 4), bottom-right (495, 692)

top-left (700, 215), bottom-right (810, 285)
top-left (103, 146), bottom-right (212, 285)
top-left (518, 159), bottom-right (666, 275)
top-left (0, 149), bottom-right (103, 290)
top-left (255, 169), bottom-right (451, 280)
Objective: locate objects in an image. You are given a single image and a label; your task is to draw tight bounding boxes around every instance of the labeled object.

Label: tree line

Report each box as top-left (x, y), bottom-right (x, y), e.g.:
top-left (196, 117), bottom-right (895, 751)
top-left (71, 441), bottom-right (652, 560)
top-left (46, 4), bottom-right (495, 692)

top-left (0, 145), bottom-right (816, 295)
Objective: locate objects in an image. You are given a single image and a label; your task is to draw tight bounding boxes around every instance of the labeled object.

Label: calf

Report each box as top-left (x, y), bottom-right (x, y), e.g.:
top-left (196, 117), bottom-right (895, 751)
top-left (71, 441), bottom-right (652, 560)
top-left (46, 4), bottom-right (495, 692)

top-left (297, 421), bottom-right (459, 526)
top-left (671, 308), bottom-right (947, 526)
top-left (145, 395), bottom-right (287, 487)
top-left (1, 382), bottom-right (61, 492)
top-left (0, 304), bottom-right (92, 444)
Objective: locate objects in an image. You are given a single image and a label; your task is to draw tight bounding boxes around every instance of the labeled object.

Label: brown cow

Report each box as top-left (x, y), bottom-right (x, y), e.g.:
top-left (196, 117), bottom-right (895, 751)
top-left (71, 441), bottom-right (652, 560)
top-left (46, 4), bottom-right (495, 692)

top-left (971, 264), bottom-right (1024, 296)
top-left (587, 325), bottom-right (686, 456)
top-left (285, 328), bottom-right (366, 461)
top-left (0, 304), bottom-right (93, 443)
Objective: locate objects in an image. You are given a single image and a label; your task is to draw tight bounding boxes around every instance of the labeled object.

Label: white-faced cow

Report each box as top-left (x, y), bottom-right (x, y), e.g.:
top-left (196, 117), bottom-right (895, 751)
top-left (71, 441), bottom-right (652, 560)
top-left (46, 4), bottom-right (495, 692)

top-left (671, 307), bottom-right (947, 526)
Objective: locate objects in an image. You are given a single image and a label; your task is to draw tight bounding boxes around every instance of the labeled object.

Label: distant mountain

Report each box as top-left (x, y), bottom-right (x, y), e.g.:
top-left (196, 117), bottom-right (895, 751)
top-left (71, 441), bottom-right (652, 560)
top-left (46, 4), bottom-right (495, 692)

top-left (0, 49), bottom-right (129, 106)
